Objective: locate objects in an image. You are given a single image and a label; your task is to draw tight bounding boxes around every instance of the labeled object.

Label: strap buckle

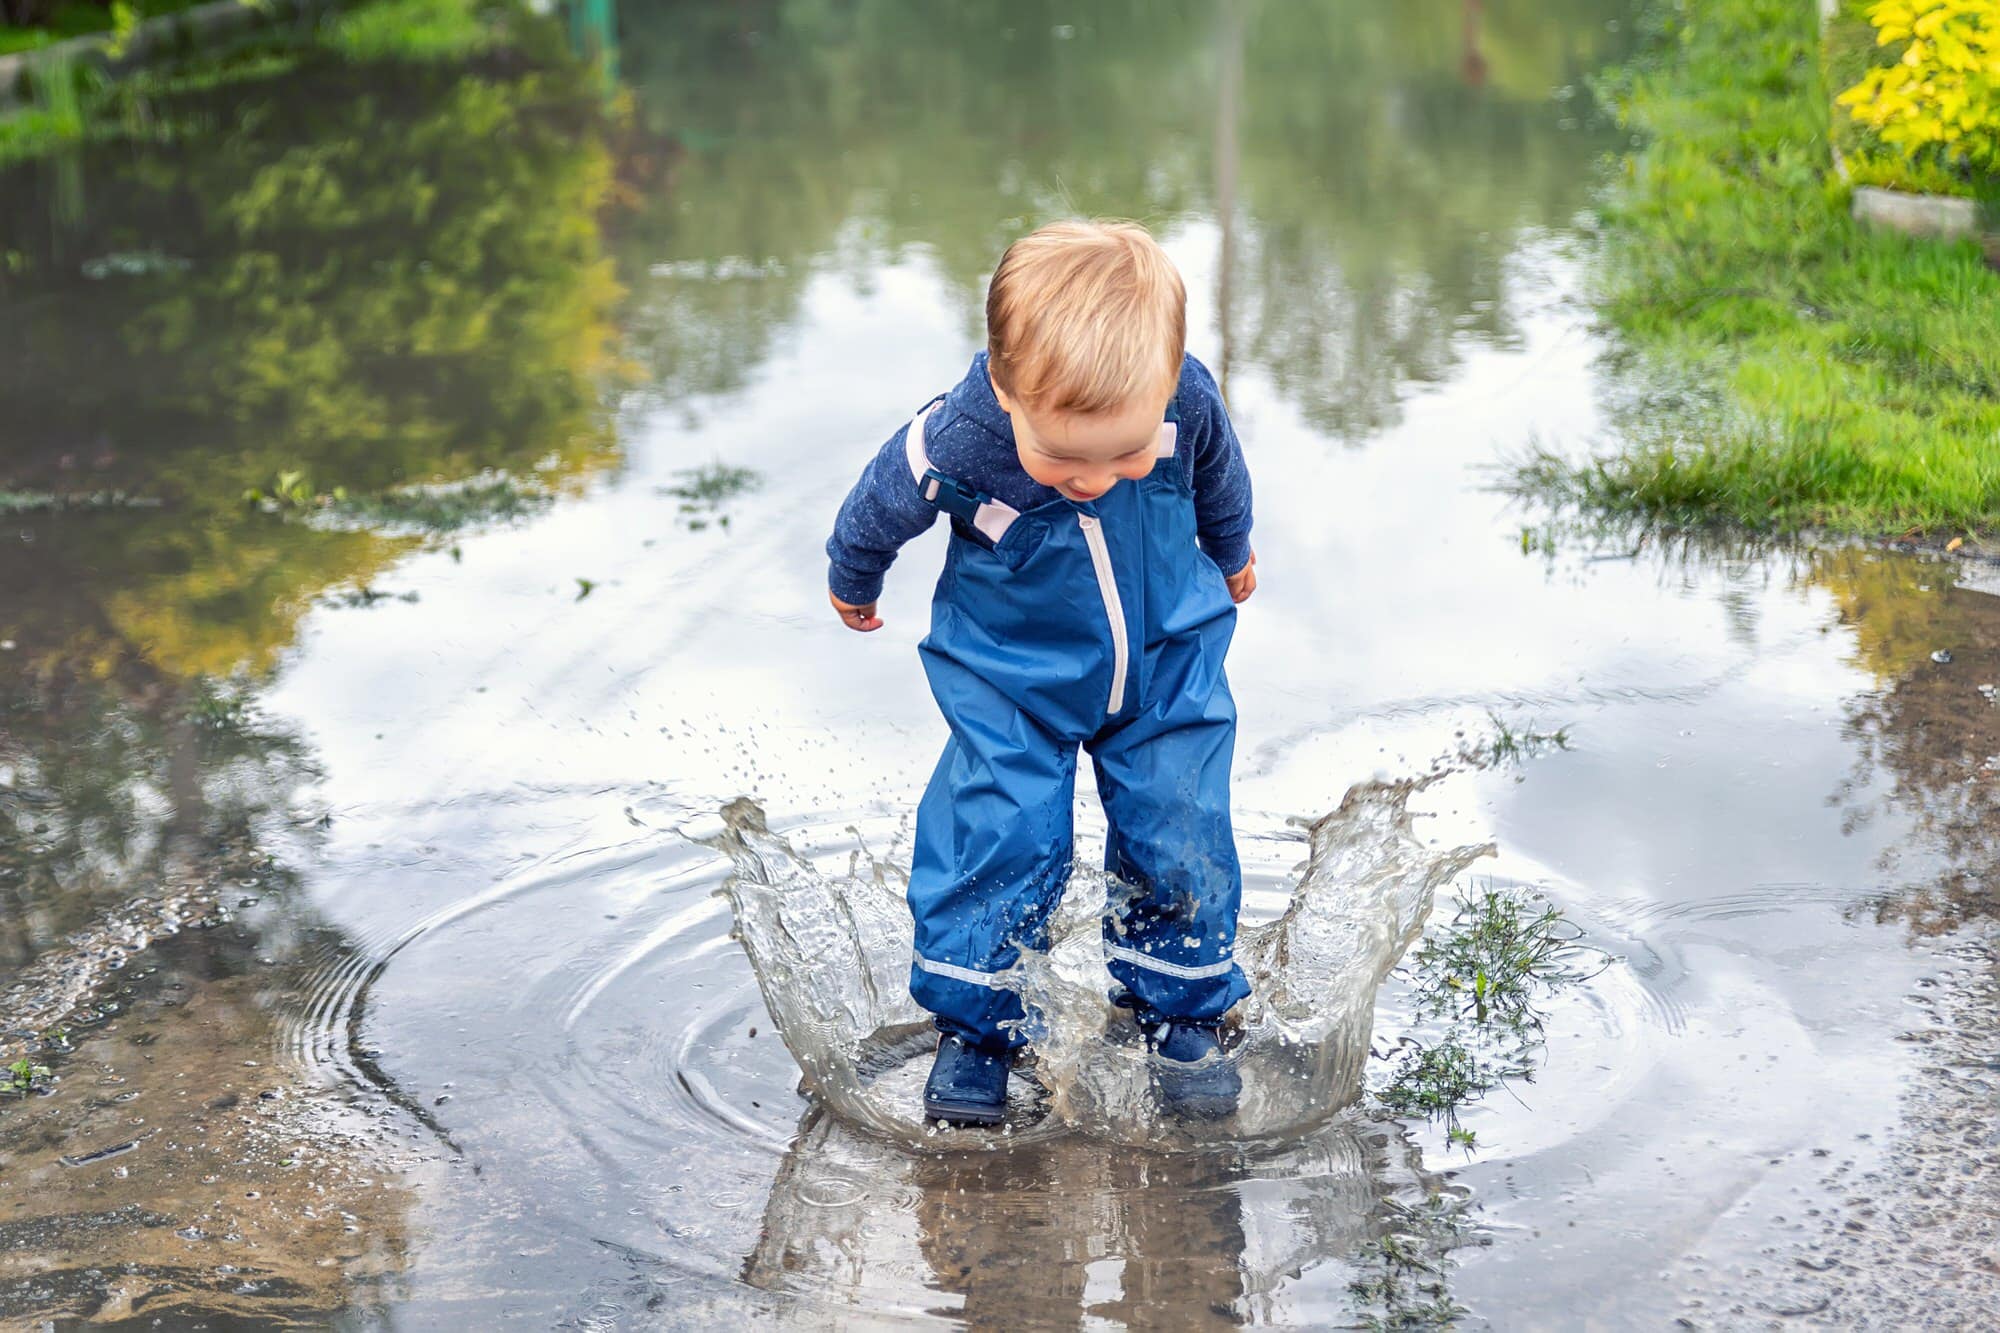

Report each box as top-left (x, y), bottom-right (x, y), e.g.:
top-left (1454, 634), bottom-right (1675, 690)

top-left (920, 468), bottom-right (990, 525)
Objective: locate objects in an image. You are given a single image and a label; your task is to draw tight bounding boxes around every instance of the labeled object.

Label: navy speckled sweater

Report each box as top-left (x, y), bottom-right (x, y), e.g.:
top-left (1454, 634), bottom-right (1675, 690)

top-left (826, 352), bottom-right (1253, 605)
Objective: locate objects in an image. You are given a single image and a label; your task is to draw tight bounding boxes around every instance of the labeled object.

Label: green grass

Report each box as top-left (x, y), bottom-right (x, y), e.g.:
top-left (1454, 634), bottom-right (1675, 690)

top-left (0, 487), bottom-right (161, 512)
top-left (4, 1056), bottom-right (53, 1095)
top-left (1375, 884), bottom-right (1605, 1137)
top-left (1511, 0), bottom-right (2000, 538)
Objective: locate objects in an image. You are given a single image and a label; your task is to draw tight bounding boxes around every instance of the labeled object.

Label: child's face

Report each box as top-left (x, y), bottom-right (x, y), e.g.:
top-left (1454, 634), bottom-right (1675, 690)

top-left (992, 380), bottom-right (1168, 503)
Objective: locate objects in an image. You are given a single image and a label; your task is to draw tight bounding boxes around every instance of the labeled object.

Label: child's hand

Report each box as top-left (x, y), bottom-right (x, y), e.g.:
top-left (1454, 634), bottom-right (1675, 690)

top-left (830, 590), bottom-right (883, 632)
top-left (1226, 550), bottom-right (1257, 604)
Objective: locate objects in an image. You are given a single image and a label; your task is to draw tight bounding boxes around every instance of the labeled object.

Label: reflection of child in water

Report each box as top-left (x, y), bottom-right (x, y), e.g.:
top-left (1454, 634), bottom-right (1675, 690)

top-left (825, 220), bottom-right (1258, 1125)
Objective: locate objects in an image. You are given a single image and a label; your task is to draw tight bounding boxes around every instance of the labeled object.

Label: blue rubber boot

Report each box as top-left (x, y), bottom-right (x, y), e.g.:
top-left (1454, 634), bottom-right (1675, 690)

top-left (1146, 1021), bottom-right (1241, 1121)
top-left (923, 1033), bottom-right (1010, 1126)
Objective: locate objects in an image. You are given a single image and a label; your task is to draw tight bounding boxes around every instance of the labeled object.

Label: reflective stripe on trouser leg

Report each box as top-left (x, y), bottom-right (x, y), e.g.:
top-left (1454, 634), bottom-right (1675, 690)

top-left (1090, 650), bottom-right (1248, 1025)
top-left (908, 659), bottom-right (1077, 1053)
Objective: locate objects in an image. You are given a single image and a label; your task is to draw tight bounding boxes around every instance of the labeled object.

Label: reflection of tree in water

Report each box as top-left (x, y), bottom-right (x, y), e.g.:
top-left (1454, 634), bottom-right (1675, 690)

top-left (610, 0), bottom-right (1215, 414)
top-left (0, 49), bottom-right (622, 676)
top-left (0, 36), bottom-right (626, 932)
top-left (613, 0), bottom-right (1633, 435)
top-left (0, 663), bottom-right (315, 972)
top-left (0, 57), bottom-right (620, 489)
top-left (0, 39), bottom-right (626, 949)
top-left (1230, 0), bottom-right (1631, 438)
top-left (0, 36), bottom-right (627, 1322)
top-left (1510, 526), bottom-right (2000, 934)
top-left (0, 39), bottom-right (629, 1320)
top-left (1811, 550), bottom-right (2000, 933)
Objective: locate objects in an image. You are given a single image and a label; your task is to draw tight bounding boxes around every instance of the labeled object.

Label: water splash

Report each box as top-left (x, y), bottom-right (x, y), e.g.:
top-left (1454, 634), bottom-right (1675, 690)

top-left (709, 780), bottom-right (1493, 1146)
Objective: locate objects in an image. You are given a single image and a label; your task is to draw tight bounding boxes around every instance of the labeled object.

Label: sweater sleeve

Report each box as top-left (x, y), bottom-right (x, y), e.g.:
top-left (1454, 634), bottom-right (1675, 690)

top-left (825, 417), bottom-right (940, 605)
top-left (1183, 358), bottom-right (1254, 577)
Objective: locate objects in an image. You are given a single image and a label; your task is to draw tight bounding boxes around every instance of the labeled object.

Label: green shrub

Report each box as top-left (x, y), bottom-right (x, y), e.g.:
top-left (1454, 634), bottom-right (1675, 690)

top-left (1838, 0), bottom-right (2000, 189)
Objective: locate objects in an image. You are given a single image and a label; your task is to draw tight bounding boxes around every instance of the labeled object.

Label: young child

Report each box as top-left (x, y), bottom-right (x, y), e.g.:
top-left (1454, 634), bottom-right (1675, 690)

top-left (825, 220), bottom-right (1258, 1125)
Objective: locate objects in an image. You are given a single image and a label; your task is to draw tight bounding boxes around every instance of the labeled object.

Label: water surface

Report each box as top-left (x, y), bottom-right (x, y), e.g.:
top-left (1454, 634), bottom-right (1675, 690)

top-left (3, 1), bottom-right (1997, 1326)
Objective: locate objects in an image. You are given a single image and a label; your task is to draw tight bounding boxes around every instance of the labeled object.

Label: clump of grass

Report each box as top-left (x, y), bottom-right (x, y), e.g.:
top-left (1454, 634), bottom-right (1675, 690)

top-left (1412, 885), bottom-right (1603, 1028)
top-left (660, 462), bottom-right (761, 531)
top-left (1511, 0), bottom-right (2000, 536)
top-left (327, 474), bottom-right (554, 533)
top-left (244, 469), bottom-right (332, 512)
top-left (241, 469), bottom-right (556, 540)
top-left (1375, 884), bottom-right (1607, 1141)
top-left (1455, 712), bottom-right (1572, 771)
top-left (4, 1057), bottom-right (53, 1095)
top-left (1377, 1039), bottom-right (1500, 1124)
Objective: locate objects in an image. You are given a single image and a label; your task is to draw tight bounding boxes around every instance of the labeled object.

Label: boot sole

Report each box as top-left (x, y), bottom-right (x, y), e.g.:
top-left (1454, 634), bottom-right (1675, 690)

top-left (923, 1095), bottom-right (1005, 1127)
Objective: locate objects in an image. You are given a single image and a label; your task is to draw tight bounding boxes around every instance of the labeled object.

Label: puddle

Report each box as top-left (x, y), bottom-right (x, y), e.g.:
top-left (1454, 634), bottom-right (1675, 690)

top-left (244, 789), bottom-right (1588, 1326)
top-left (2, 0), bottom-right (1997, 1326)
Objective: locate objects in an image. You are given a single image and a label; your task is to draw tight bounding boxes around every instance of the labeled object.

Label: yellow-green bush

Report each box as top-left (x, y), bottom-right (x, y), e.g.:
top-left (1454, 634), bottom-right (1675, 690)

top-left (1838, 0), bottom-right (2000, 179)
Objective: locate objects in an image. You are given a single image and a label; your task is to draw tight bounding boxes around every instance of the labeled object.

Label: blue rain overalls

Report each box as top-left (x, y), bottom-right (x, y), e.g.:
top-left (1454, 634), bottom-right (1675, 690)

top-left (903, 399), bottom-right (1251, 1053)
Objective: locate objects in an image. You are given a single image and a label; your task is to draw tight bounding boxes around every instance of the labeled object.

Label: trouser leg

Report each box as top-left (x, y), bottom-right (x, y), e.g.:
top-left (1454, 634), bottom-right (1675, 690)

top-left (908, 665), bottom-right (1077, 1053)
top-left (1090, 662), bottom-right (1248, 1025)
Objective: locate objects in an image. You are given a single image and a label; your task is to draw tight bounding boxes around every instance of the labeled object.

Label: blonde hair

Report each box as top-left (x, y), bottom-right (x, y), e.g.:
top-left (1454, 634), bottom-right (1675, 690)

top-left (986, 219), bottom-right (1186, 415)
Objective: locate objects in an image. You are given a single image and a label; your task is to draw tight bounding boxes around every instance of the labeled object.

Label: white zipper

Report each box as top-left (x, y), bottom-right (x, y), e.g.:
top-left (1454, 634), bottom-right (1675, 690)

top-left (1076, 514), bottom-right (1128, 715)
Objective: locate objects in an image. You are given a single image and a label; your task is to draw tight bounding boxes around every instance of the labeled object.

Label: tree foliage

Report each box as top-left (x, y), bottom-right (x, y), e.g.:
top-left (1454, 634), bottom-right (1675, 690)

top-left (1839, 0), bottom-right (2000, 178)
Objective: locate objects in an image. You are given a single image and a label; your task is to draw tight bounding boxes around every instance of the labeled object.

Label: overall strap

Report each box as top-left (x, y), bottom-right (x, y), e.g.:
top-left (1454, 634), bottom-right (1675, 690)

top-left (905, 400), bottom-right (1021, 544)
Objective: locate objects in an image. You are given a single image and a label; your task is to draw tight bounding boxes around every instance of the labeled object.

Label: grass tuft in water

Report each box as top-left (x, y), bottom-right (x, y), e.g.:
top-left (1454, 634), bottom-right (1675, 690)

top-left (1454, 712), bottom-right (1572, 770)
top-left (1375, 883), bottom-right (1606, 1138)
top-left (244, 470), bottom-right (330, 512)
top-left (5, 1056), bottom-right (54, 1095)
top-left (236, 470), bottom-right (557, 534)
top-left (0, 488), bottom-right (161, 513)
top-left (659, 462), bottom-right (761, 531)
top-left (1376, 1039), bottom-right (1499, 1124)
top-left (1413, 885), bottom-right (1602, 1028)
top-left (328, 474), bottom-right (555, 533)
top-left (1509, 0), bottom-right (2000, 536)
